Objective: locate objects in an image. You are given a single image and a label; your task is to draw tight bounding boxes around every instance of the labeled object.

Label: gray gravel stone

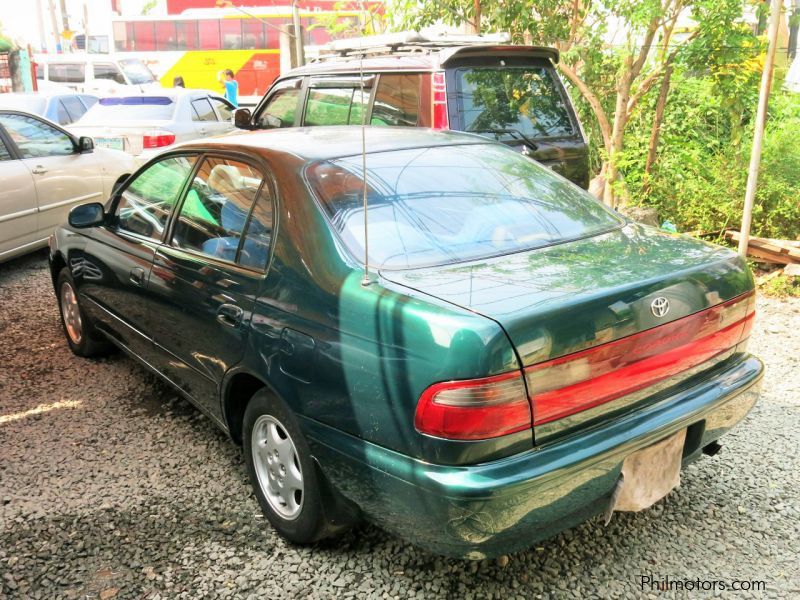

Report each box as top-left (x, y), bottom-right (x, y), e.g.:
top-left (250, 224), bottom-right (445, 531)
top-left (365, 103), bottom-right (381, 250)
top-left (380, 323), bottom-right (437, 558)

top-left (1, 250), bottom-right (798, 598)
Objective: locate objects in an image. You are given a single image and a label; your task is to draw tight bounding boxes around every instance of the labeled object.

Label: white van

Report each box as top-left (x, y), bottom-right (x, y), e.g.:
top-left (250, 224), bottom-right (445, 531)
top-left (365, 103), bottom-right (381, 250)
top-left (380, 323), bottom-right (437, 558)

top-left (34, 55), bottom-right (163, 95)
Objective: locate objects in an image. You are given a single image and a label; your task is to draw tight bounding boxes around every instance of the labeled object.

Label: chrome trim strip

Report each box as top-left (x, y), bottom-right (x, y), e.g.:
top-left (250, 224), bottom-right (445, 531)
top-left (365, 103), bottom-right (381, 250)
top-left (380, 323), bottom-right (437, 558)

top-left (38, 192), bottom-right (102, 213)
top-left (0, 207), bottom-right (37, 224)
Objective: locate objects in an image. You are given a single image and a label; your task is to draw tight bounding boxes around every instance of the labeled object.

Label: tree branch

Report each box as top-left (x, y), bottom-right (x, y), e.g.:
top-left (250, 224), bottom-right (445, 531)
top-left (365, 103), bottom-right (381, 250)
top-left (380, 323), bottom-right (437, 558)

top-left (558, 61), bottom-right (612, 150)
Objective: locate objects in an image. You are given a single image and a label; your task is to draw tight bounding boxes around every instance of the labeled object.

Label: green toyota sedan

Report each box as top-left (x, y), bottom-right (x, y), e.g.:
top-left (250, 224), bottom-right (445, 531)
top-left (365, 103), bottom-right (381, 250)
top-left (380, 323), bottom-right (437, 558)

top-left (49, 127), bottom-right (762, 559)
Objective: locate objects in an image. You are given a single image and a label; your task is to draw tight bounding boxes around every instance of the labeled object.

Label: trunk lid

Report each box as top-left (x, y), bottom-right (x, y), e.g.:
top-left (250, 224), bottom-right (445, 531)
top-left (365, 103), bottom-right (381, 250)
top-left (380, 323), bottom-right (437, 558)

top-left (381, 223), bottom-right (754, 441)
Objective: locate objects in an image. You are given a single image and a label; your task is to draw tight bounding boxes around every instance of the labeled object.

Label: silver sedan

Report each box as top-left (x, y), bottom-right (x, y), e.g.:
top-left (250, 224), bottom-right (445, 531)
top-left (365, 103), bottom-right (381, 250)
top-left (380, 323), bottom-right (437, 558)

top-left (68, 88), bottom-right (236, 164)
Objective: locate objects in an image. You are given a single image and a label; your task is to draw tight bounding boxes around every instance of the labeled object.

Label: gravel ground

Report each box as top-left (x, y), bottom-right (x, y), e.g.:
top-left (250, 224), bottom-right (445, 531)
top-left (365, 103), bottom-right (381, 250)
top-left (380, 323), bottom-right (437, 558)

top-left (1, 250), bottom-right (798, 600)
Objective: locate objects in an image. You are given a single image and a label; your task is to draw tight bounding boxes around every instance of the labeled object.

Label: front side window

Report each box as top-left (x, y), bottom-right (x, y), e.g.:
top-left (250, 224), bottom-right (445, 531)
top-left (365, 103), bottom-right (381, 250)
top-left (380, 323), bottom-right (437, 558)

top-left (93, 63), bottom-right (126, 85)
top-left (0, 137), bottom-right (12, 161)
top-left (455, 67), bottom-right (575, 140)
top-left (0, 114), bottom-right (74, 158)
top-left (191, 98), bottom-right (216, 122)
top-left (256, 80), bottom-right (300, 128)
top-left (304, 86), bottom-right (368, 126)
top-left (370, 74), bottom-right (420, 127)
top-left (115, 155), bottom-right (198, 241)
top-left (209, 97), bottom-right (233, 121)
top-left (307, 143), bottom-right (622, 270)
top-left (48, 63), bottom-right (85, 84)
top-left (119, 59), bottom-right (156, 85)
top-left (171, 157), bottom-right (270, 270)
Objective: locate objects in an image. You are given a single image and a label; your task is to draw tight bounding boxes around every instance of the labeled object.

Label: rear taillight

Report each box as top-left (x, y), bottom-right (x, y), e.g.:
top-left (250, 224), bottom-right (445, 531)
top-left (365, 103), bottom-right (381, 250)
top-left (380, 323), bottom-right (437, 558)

top-left (432, 71), bottom-right (449, 130)
top-left (415, 371), bottom-right (530, 440)
top-left (526, 292), bottom-right (756, 426)
top-left (143, 131), bottom-right (176, 149)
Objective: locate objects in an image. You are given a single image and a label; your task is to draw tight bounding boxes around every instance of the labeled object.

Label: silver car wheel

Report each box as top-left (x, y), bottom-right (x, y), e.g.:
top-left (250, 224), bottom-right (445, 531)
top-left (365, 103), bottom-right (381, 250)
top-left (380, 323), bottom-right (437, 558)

top-left (251, 414), bottom-right (304, 520)
top-left (60, 282), bottom-right (83, 344)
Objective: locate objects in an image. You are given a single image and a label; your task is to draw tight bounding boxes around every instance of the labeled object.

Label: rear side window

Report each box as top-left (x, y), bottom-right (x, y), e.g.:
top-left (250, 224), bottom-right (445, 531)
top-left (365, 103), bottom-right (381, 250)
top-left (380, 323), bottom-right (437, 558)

top-left (304, 87), bottom-right (367, 126)
top-left (370, 74), bottom-right (420, 127)
top-left (61, 96), bottom-right (87, 123)
top-left (307, 143), bottom-right (621, 270)
top-left (171, 157), bottom-right (271, 270)
top-left (115, 155), bottom-right (198, 241)
top-left (48, 63), bottom-right (85, 84)
top-left (455, 67), bottom-right (575, 139)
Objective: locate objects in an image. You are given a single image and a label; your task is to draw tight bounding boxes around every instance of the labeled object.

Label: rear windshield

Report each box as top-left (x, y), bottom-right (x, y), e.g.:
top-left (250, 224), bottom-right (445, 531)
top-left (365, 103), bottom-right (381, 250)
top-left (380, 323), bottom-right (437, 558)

top-left (79, 96), bottom-right (175, 123)
top-left (119, 59), bottom-right (156, 85)
top-left (307, 143), bottom-right (622, 270)
top-left (455, 67), bottom-right (575, 140)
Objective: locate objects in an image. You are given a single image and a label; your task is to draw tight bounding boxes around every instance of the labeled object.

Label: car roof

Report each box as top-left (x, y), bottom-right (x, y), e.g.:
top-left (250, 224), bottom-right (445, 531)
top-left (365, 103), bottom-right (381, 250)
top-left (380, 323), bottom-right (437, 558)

top-left (178, 126), bottom-right (494, 162)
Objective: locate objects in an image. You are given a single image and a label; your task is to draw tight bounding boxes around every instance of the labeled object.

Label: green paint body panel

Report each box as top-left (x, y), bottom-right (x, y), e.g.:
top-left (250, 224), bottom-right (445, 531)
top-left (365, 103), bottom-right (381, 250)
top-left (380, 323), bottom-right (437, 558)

top-left (49, 128), bottom-right (763, 558)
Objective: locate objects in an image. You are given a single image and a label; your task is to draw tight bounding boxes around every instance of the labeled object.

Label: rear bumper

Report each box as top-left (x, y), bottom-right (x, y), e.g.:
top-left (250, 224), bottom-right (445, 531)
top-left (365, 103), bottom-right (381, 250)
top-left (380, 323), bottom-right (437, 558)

top-left (303, 353), bottom-right (763, 559)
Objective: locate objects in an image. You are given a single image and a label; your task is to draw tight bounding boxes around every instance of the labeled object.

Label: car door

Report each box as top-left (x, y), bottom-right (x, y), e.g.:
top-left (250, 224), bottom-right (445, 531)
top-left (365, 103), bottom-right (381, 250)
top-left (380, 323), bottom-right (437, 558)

top-left (79, 153), bottom-right (199, 363)
top-left (0, 112), bottom-right (103, 240)
top-left (0, 130), bottom-right (39, 261)
top-left (147, 154), bottom-right (273, 420)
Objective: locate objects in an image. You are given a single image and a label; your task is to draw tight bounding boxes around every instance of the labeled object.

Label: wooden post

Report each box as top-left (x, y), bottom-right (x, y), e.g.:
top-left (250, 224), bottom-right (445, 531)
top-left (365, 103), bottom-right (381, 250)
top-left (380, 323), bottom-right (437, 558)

top-left (291, 1), bottom-right (305, 67)
top-left (739, 0), bottom-right (782, 257)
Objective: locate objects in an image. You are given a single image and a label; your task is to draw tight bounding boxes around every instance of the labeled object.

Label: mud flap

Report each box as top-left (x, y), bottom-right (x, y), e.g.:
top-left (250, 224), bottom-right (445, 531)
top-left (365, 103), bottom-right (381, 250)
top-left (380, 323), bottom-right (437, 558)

top-left (604, 428), bottom-right (686, 524)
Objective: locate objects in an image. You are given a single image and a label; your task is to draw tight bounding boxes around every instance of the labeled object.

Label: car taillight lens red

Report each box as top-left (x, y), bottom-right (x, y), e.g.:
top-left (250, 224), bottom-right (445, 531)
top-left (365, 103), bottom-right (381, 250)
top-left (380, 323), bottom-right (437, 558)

top-left (526, 292), bottom-right (756, 426)
top-left (415, 371), bottom-right (530, 440)
top-left (143, 132), bottom-right (176, 148)
top-left (432, 71), bottom-right (449, 130)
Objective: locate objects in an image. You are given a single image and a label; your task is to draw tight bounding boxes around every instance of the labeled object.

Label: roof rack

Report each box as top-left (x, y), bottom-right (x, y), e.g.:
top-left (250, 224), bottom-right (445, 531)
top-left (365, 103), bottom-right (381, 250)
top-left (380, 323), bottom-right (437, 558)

top-left (313, 31), bottom-right (513, 61)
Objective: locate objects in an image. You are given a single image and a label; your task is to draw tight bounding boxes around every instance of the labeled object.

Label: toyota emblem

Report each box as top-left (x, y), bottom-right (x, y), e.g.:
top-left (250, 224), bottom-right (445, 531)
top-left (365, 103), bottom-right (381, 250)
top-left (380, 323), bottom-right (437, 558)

top-left (651, 297), bottom-right (670, 318)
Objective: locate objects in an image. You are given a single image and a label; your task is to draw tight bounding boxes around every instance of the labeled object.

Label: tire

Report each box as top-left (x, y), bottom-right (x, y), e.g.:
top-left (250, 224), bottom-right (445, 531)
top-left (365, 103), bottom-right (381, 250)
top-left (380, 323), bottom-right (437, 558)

top-left (56, 267), bottom-right (114, 358)
top-left (243, 389), bottom-right (342, 544)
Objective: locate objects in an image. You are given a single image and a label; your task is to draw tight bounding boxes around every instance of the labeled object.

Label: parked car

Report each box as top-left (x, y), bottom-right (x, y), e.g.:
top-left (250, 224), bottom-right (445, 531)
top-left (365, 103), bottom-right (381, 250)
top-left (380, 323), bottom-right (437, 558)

top-left (0, 92), bottom-right (98, 126)
top-left (68, 89), bottom-right (236, 163)
top-left (0, 110), bottom-right (135, 263)
top-left (49, 127), bottom-right (762, 558)
top-left (235, 32), bottom-right (590, 188)
top-left (34, 54), bottom-right (161, 96)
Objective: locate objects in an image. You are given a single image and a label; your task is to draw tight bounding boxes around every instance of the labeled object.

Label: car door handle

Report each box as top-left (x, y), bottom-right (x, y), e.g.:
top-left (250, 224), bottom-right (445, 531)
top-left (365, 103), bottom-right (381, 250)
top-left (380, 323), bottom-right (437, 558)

top-left (217, 303), bottom-right (244, 327)
top-left (129, 267), bottom-right (145, 286)
top-left (31, 165), bottom-right (47, 175)
top-left (198, 127), bottom-right (208, 135)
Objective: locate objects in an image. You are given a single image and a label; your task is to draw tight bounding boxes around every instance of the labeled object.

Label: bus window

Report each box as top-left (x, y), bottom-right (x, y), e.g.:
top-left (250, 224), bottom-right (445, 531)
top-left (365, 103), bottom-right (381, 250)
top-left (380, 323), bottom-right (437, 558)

top-left (199, 20), bottom-right (221, 50)
top-left (242, 20), bottom-right (265, 49)
top-left (176, 21), bottom-right (199, 50)
top-left (156, 21), bottom-right (179, 51)
top-left (221, 19), bottom-right (242, 50)
top-left (133, 22), bottom-right (156, 51)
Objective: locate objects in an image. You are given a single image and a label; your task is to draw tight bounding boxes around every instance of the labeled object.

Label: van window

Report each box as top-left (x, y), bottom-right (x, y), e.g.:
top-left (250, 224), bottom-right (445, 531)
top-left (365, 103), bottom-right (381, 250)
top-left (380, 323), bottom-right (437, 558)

top-left (48, 63), bottom-right (85, 84)
top-left (257, 80), bottom-right (301, 128)
top-left (94, 63), bottom-right (126, 85)
top-left (304, 87), bottom-right (368, 126)
top-left (370, 74), bottom-right (420, 127)
top-left (455, 67), bottom-right (575, 140)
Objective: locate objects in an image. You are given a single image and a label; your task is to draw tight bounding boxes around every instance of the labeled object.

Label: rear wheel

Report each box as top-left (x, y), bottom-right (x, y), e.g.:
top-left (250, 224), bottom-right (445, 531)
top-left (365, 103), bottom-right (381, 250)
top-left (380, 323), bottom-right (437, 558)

top-left (56, 268), bottom-right (113, 358)
top-left (243, 389), bottom-right (336, 544)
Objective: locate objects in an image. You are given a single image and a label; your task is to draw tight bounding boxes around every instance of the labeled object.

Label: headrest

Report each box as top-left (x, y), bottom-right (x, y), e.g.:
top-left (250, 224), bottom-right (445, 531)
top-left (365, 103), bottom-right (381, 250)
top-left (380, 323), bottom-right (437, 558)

top-left (207, 164), bottom-right (243, 195)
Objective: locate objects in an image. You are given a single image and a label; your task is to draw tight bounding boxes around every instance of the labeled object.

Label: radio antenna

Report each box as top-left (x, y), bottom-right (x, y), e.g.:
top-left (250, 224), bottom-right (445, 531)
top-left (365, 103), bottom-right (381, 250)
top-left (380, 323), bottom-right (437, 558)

top-left (359, 46), bottom-right (372, 286)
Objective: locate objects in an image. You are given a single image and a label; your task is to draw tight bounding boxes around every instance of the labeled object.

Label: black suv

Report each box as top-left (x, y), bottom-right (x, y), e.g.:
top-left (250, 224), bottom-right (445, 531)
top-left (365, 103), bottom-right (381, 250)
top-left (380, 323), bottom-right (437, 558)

top-left (234, 33), bottom-right (590, 188)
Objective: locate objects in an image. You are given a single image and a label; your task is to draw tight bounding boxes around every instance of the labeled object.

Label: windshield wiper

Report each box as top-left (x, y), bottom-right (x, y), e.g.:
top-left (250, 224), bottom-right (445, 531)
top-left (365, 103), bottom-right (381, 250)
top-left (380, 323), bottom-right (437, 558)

top-left (467, 128), bottom-right (539, 152)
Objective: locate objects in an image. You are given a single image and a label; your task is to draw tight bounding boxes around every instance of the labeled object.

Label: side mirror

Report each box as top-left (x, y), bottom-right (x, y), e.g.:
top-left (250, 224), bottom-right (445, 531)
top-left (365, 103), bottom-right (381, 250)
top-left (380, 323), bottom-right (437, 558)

top-left (69, 202), bottom-right (105, 228)
top-left (78, 136), bottom-right (94, 153)
top-left (234, 108), bottom-right (252, 129)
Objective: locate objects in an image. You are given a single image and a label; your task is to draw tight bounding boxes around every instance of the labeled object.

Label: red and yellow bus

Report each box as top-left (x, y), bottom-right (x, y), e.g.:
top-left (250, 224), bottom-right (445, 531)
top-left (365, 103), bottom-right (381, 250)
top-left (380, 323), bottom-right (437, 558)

top-left (110, 6), bottom-right (369, 102)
